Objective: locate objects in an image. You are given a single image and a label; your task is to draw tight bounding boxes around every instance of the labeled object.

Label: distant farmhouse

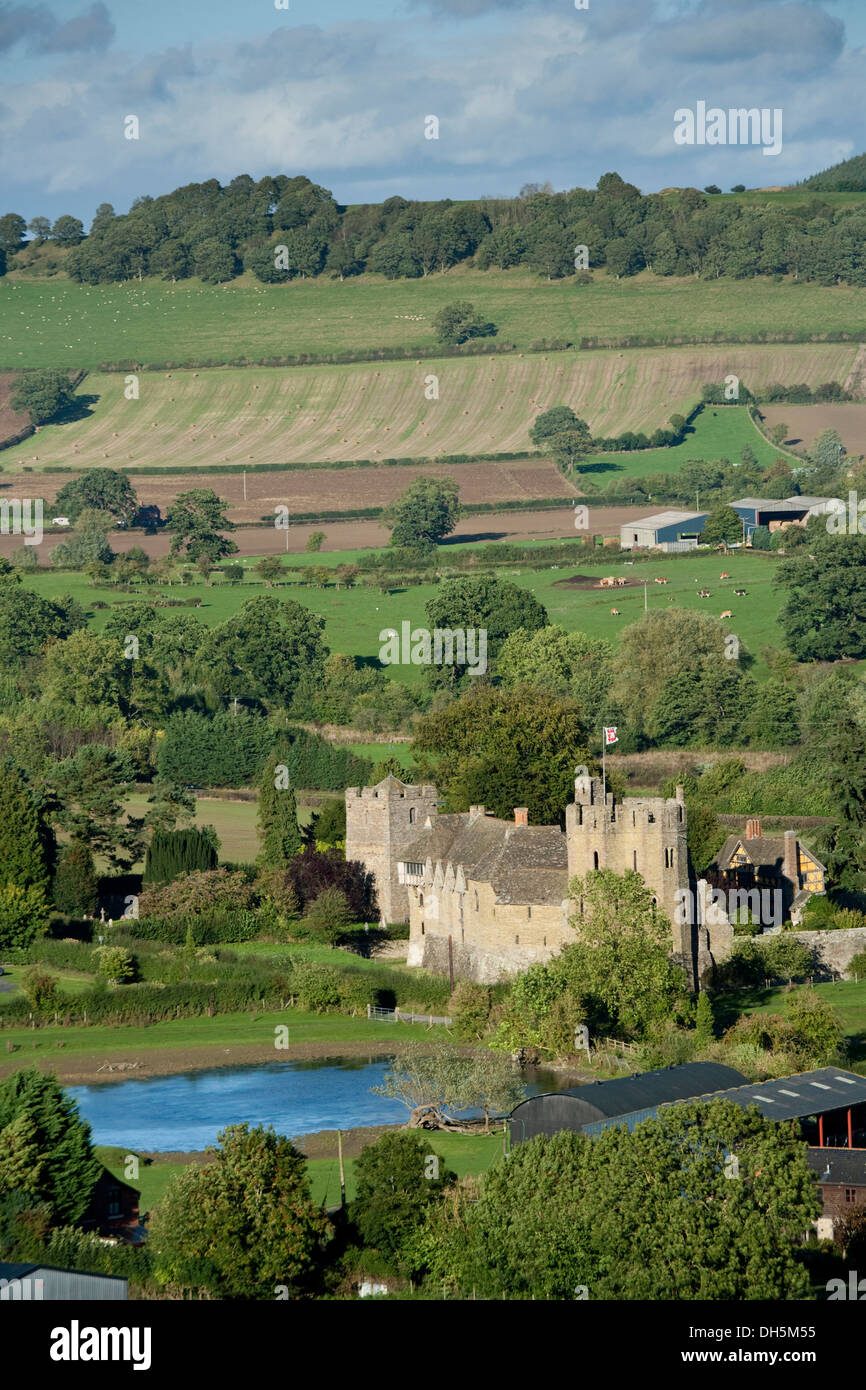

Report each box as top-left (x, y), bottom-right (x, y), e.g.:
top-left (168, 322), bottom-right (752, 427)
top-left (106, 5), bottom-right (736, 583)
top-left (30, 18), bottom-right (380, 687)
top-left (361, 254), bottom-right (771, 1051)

top-left (708, 818), bottom-right (826, 926)
top-left (346, 773), bottom-right (733, 987)
top-left (620, 496), bottom-right (836, 550)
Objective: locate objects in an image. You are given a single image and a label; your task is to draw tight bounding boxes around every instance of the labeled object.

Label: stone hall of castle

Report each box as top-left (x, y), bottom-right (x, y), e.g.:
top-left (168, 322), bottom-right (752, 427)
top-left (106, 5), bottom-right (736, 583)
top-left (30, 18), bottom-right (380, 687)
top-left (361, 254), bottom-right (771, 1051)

top-left (345, 773), bottom-right (733, 986)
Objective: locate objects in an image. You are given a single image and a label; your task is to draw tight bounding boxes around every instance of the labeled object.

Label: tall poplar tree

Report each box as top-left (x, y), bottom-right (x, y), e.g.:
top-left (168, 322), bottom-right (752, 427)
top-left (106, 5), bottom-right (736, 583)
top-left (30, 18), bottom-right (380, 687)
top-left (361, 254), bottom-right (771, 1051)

top-left (258, 751), bottom-right (302, 867)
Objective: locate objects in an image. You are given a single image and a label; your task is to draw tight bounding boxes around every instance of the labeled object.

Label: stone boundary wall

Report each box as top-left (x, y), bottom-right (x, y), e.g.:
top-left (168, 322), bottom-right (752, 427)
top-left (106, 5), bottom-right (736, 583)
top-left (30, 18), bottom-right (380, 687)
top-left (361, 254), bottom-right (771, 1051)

top-left (791, 926), bottom-right (866, 979)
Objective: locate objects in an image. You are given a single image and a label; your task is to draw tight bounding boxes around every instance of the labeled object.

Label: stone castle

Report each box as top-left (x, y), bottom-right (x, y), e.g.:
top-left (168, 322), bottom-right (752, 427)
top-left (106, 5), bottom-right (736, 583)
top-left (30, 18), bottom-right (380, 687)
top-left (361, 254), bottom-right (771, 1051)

top-left (345, 773), bottom-right (732, 987)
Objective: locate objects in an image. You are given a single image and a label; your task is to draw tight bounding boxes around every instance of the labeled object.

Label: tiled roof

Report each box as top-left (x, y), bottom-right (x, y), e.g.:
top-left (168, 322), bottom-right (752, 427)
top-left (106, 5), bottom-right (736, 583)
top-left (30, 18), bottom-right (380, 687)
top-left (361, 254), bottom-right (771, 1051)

top-left (402, 814), bottom-right (569, 906)
top-left (807, 1147), bottom-right (866, 1186)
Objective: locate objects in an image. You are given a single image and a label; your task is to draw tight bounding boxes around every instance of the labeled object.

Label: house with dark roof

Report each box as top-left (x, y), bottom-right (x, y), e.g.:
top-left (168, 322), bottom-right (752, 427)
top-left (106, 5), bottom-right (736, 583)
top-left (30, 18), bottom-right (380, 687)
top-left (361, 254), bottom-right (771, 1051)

top-left (708, 818), bottom-right (826, 925)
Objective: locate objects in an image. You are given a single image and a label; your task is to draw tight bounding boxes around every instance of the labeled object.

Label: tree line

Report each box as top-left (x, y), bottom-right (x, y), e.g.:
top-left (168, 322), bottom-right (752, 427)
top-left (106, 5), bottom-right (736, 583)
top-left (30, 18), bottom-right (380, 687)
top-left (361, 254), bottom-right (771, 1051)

top-left (4, 170), bottom-right (866, 286)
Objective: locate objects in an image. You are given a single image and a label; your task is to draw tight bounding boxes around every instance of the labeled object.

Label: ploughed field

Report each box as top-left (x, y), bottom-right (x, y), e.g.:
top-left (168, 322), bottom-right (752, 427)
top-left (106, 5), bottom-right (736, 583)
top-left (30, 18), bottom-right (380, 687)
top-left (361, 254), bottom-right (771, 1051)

top-left (760, 401), bottom-right (866, 456)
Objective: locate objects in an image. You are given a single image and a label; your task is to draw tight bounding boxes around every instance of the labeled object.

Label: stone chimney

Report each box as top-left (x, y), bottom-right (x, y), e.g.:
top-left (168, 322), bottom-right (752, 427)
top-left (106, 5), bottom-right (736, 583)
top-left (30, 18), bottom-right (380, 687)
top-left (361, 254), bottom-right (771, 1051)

top-left (745, 818), bottom-right (762, 840)
top-left (784, 829), bottom-right (799, 885)
top-left (514, 807), bottom-right (528, 827)
top-left (469, 805), bottom-right (485, 820)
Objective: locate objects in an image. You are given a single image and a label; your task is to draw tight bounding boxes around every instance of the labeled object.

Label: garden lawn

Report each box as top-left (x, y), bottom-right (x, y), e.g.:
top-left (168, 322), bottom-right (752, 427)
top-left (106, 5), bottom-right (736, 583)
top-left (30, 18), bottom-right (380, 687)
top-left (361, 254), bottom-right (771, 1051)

top-left (96, 1130), bottom-right (504, 1212)
top-left (305, 1129), bottom-right (504, 1208)
top-left (734, 977), bottom-right (866, 1065)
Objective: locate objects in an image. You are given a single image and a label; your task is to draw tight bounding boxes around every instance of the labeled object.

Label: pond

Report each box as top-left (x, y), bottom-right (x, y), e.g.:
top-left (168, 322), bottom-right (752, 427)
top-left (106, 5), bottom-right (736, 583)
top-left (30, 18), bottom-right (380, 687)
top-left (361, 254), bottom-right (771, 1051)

top-left (68, 1055), bottom-right (578, 1152)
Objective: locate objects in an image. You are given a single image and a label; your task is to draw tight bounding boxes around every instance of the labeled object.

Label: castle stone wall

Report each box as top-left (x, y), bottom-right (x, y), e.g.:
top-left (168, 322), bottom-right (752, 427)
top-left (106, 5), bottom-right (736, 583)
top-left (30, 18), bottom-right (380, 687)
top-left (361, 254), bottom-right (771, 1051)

top-left (345, 780), bottom-right (438, 924)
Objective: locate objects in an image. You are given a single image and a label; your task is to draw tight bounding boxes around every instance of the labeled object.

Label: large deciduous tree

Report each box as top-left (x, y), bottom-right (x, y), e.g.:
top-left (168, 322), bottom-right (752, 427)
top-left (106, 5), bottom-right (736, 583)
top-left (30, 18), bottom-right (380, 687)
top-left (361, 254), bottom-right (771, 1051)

top-left (413, 685), bottom-right (590, 825)
top-left (383, 476), bottom-right (462, 550)
top-left (196, 595), bottom-right (327, 708)
top-left (150, 1124), bottom-right (331, 1299)
top-left (166, 488), bottom-right (237, 564)
top-left (777, 534), bottom-right (866, 661)
top-left (423, 1102), bottom-right (818, 1299)
top-left (10, 369), bottom-right (76, 426)
top-left (55, 469), bottom-right (138, 526)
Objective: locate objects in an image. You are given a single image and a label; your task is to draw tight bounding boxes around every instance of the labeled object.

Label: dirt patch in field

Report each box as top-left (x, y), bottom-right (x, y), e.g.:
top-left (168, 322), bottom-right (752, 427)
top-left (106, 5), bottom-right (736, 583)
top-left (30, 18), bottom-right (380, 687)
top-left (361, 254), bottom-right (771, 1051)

top-left (760, 403), bottom-right (866, 456)
top-left (552, 572), bottom-right (639, 589)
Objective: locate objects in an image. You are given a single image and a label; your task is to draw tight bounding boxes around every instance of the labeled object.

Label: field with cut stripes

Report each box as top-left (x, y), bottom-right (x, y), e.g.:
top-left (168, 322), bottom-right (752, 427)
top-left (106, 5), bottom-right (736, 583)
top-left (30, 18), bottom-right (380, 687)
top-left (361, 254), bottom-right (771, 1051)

top-left (3, 341), bottom-right (858, 471)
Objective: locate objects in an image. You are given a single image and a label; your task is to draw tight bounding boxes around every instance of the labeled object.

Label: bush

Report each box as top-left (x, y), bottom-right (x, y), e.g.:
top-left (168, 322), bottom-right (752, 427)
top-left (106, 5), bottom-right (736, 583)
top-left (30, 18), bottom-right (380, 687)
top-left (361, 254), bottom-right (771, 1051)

top-left (450, 981), bottom-right (493, 1041)
top-left (143, 829), bottom-right (219, 886)
top-left (138, 869), bottom-right (256, 920)
top-left (288, 962), bottom-right (344, 1013)
top-left (302, 887), bottom-right (354, 945)
top-left (20, 966), bottom-right (58, 1013)
top-left (91, 946), bottom-right (138, 983)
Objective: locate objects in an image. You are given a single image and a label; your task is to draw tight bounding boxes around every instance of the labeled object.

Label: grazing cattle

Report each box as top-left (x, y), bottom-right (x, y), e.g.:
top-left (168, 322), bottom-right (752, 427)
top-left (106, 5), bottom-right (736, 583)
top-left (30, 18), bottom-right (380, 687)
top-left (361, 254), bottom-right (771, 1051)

top-left (654, 576), bottom-right (668, 585)
top-left (721, 610), bottom-right (733, 619)
top-left (599, 576), bottom-right (616, 588)
top-left (667, 596), bottom-right (675, 602)
top-left (720, 571), bottom-right (730, 579)
top-left (615, 577), bottom-right (627, 587)
top-left (610, 608), bottom-right (620, 616)
top-left (734, 588), bottom-right (747, 597)
top-left (698, 589), bottom-right (711, 598)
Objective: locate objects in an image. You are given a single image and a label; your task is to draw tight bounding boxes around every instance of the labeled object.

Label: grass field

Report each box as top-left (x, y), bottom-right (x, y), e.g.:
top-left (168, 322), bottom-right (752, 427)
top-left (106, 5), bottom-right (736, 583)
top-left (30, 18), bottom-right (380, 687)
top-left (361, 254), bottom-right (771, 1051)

top-left (3, 269), bottom-right (866, 372)
top-left (21, 543), bottom-right (786, 683)
top-left (3, 342), bottom-right (857, 471)
top-left (95, 1129), bottom-right (504, 1212)
top-left (123, 792), bottom-right (271, 867)
top-left (0, 1007), bottom-right (440, 1070)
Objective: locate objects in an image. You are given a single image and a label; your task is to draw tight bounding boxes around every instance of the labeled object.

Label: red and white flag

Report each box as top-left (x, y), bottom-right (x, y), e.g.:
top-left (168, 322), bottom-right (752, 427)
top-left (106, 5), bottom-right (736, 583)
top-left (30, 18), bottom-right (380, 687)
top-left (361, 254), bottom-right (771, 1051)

top-left (604, 726), bottom-right (618, 745)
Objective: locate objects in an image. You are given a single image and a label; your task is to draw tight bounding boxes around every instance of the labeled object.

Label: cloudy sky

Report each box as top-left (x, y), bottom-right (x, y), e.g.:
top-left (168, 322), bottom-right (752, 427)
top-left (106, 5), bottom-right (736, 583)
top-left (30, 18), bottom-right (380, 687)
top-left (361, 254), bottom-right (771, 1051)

top-left (2, 0), bottom-right (865, 223)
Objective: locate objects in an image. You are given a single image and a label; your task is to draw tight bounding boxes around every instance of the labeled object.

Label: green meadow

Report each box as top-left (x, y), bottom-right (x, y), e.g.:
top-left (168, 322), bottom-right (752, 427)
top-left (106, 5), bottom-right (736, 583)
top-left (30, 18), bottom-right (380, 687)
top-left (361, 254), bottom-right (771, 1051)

top-left (579, 404), bottom-right (785, 480)
top-left (3, 269), bottom-right (865, 371)
top-left (22, 545), bottom-right (785, 683)
top-left (96, 1129), bottom-right (505, 1213)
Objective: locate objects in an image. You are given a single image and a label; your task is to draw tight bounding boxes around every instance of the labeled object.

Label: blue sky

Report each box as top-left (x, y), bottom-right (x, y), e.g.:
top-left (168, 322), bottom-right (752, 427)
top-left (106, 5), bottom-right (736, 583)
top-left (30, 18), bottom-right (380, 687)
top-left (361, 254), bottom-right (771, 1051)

top-left (2, 0), bottom-right (866, 224)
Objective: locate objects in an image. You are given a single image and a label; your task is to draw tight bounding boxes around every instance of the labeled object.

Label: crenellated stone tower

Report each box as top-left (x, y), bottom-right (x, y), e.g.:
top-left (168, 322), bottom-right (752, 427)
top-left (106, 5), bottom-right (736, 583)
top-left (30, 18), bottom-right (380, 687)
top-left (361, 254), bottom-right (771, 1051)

top-left (344, 776), bottom-right (439, 924)
top-left (565, 771), bottom-right (693, 978)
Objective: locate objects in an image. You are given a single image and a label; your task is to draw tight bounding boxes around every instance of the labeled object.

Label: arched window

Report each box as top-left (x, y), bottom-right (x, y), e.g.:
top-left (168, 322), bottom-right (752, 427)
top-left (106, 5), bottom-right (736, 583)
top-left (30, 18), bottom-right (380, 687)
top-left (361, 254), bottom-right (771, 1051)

top-left (633, 851), bottom-right (638, 870)
top-left (593, 851), bottom-right (599, 871)
top-left (409, 807), bottom-right (415, 825)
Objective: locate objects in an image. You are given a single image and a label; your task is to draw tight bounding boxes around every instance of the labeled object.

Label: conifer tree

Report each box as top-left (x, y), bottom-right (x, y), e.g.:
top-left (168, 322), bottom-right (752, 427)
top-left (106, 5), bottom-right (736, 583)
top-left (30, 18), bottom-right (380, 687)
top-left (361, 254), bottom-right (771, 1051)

top-left (0, 762), bottom-right (50, 895)
top-left (258, 752), bottom-right (302, 868)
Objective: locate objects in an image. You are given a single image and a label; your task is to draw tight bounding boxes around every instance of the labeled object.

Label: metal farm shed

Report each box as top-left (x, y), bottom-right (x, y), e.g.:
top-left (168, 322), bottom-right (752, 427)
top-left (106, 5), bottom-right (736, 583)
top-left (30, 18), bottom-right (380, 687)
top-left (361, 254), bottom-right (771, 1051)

top-left (509, 1061), bottom-right (748, 1147)
top-left (0, 1262), bottom-right (128, 1301)
top-left (619, 510), bottom-right (709, 552)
